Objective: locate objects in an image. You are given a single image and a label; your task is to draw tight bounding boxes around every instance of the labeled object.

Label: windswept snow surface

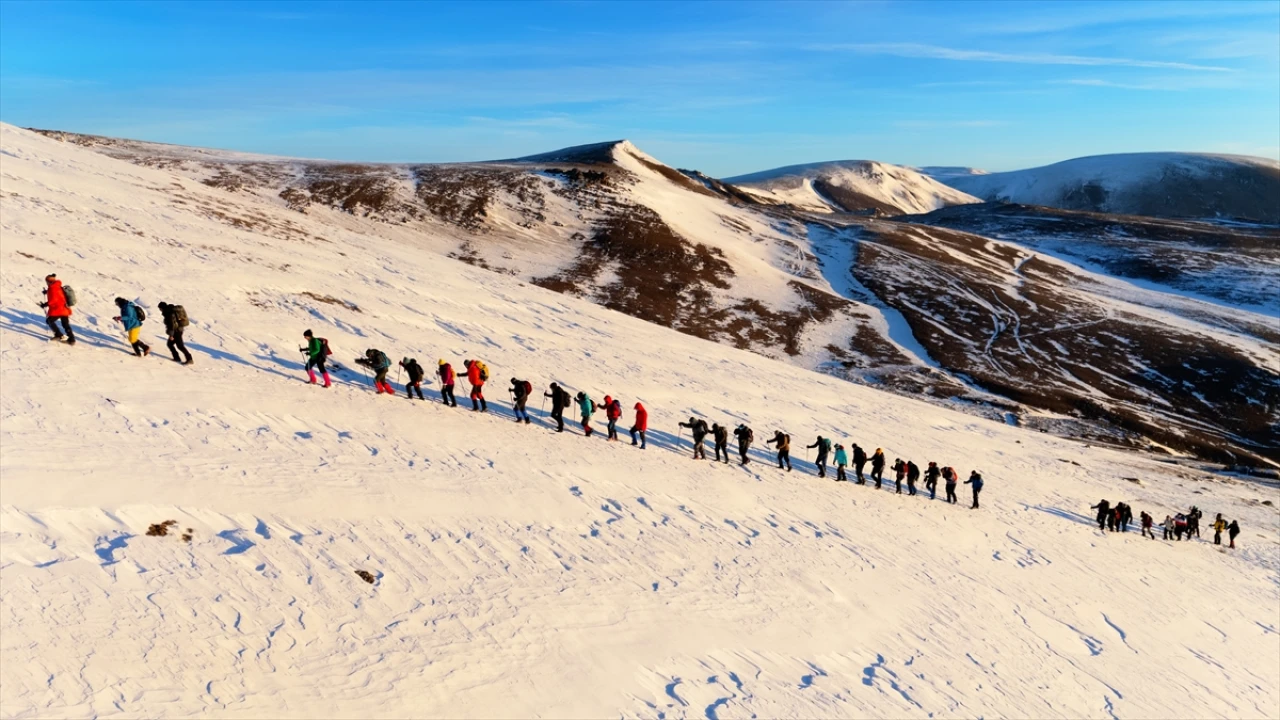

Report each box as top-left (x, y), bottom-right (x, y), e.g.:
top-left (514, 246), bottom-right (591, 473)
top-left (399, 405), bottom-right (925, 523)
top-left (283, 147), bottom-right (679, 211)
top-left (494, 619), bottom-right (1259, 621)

top-left (2, 124), bottom-right (1279, 718)
top-left (725, 160), bottom-right (980, 216)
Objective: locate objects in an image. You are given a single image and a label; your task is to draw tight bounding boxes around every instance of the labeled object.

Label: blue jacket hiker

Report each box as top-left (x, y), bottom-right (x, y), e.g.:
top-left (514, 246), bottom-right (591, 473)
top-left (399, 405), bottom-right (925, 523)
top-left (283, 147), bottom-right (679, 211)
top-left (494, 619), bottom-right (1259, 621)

top-left (113, 297), bottom-right (151, 357)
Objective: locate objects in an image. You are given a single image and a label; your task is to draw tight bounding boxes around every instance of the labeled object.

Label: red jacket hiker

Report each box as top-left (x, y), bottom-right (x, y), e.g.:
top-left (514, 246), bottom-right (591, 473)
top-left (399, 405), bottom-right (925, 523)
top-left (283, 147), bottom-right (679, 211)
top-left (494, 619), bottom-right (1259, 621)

top-left (630, 402), bottom-right (648, 448)
top-left (463, 360), bottom-right (487, 412)
top-left (43, 277), bottom-right (71, 317)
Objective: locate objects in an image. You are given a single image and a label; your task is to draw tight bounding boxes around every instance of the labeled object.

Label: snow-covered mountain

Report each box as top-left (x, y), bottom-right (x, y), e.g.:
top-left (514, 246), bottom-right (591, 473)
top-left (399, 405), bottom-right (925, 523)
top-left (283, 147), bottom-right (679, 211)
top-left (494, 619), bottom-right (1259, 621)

top-left (25, 127), bottom-right (1280, 466)
top-left (725, 160), bottom-right (981, 216)
top-left (931, 152), bottom-right (1280, 223)
top-left (4, 121), bottom-right (1278, 720)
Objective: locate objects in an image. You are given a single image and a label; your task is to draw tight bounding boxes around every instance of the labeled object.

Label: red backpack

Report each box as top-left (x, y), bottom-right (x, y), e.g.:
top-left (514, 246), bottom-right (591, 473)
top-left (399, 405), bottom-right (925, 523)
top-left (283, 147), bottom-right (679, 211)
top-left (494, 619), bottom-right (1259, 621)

top-left (522, 380), bottom-right (533, 397)
top-left (320, 338), bottom-right (333, 357)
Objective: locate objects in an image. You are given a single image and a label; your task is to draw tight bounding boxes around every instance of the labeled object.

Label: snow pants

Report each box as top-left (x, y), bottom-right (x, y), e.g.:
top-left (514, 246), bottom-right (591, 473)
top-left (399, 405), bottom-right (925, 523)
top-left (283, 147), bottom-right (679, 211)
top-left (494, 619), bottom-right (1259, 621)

top-left (630, 427), bottom-right (646, 447)
top-left (738, 441), bottom-right (750, 464)
top-left (691, 435), bottom-right (706, 459)
top-left (127, 326), bottom-right (150, 356)
top-left (441, 383), bottom-right (457, 406)
top-left (46, 315), bottom-right (74, 342)
top-left (945, 483), bottom-right (957, 504)
top-left (167, 327), bottom-right (193, 363)
top-left (470, 385), bottom-right (487, 411)
top-left (607, 417), bottom-right (618, 440)
top-left (970, 486), bottom-right (981, 509)
top-left (837, 464), bottom-right (847, 482)
top-left (815, 453), bottom-right (827, 478)
top-left (855, 462), bottom-right (866, 484)
top-left (714, 440), bottom-right (729, 462)
top-left (777, 448), bottom-right (791, 471)
top-left (406, 380), bottom-right (425, 400)
top-left (513, 395), bottom-right (529, 421)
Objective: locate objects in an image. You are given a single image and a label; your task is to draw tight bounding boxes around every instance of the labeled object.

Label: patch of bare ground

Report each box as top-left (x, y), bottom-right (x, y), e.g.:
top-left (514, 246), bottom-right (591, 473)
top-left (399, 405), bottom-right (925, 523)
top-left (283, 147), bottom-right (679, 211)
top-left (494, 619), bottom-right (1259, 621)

top-left (812, 178), bottom-right (901, 216)
top-left (146, 520), bottom-right (177, 537)
top-left (292, 165), bottom-right (416, 220)
top-left (411, 166), bottom-right (549, 230)
top-left (852, 221), bottom-right (1280, 465)
top-left (299, 292), bottom-right (361, 313)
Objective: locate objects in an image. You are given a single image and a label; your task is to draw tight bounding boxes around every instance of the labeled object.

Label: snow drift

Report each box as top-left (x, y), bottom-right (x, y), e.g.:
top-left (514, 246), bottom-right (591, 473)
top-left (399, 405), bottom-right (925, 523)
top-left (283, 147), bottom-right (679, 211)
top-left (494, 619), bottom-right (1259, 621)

top-left (2, 126), bottom-right (1279, 718)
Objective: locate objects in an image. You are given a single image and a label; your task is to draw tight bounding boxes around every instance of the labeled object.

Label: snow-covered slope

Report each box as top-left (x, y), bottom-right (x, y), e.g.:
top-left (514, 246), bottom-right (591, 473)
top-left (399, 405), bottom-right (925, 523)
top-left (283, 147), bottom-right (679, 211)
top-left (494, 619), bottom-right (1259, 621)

top-left (3, 123), bottom-right (1280, 719)
top-left (935, 152), bottom-right (1280, 223)
top-left (25, 127), bottom-right (1280, 464)
top-left (725, 160), bottom-right (981, 216)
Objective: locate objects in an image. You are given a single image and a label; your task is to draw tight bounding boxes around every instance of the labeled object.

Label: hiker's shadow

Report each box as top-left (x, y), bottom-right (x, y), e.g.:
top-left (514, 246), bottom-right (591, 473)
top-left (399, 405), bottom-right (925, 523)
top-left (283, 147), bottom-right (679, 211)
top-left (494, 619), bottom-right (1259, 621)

top-left (1025, 503), bottom-right (1097, 528)
top-left (0, 308), bottom-right (128, 350)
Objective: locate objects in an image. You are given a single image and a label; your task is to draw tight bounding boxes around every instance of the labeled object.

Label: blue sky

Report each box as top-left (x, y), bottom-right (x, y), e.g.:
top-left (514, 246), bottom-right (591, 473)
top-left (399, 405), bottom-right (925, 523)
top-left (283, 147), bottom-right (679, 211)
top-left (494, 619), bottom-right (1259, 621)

top-left (2, 1), bottom-right (1277, 175)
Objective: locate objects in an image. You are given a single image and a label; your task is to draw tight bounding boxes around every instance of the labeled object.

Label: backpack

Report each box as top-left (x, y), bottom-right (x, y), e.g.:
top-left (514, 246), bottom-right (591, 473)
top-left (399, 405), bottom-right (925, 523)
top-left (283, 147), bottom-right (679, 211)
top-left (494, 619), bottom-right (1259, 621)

top-left (173, 305), bottom-right (189, 327)
top-left (133, 304), bottom-right (146, 323)
top-left (745, 428), bottom-right (754, 443)
top-left (609, 400), bottom-right (621, 418)
top-left (320, 338), bottom-right (333, 357)
top-left (63, 286), bottom-right (77, 307)
top-left (522, 380), bottom-right (533, 397)
top-left (476, 361), bottom-right (489, 382)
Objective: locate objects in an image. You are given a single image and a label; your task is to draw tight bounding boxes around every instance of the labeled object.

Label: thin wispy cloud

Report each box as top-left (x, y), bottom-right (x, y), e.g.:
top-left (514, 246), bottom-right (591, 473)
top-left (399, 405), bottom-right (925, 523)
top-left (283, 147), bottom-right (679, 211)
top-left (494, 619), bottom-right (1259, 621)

top-left (812, 42), bottom-right (1233, 72)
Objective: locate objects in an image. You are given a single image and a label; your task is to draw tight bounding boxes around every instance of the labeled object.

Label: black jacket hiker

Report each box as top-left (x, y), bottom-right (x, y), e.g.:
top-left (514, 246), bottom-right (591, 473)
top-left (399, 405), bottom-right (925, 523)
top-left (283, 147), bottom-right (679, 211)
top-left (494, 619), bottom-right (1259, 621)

top-left (545, 383), bottom-right (569, 432)
top-left (679, 418), bottom-right (710, 459)
top-left (400, 358), bottom-right (426, 400)
top-left (157, 302), bottom-right (193, 364)
top-left (734, 425), bottom-right (753, 464)
top-left (510, 378), bottom-right (533, 423)
top-left (712, 424), bottom-right (730, 463)
top-left (853, 445), bottom-right (868, 484)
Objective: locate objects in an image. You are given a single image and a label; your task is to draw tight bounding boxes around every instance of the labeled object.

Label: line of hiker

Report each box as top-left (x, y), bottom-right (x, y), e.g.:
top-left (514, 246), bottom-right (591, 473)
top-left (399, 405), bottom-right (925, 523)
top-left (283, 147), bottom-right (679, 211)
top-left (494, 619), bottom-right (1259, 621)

top-left (37, 274), bottom-right (196, 364)
top-left (1090, 500), bottom-right (1242, 549)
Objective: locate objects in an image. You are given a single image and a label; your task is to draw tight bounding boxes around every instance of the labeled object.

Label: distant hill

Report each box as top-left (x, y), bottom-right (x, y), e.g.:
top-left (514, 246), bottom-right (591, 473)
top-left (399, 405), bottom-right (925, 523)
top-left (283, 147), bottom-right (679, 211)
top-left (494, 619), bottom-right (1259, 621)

top-left (931, 152), bottom-right (1280, 224)
top-left (725, 160), bottom-right (980, 216)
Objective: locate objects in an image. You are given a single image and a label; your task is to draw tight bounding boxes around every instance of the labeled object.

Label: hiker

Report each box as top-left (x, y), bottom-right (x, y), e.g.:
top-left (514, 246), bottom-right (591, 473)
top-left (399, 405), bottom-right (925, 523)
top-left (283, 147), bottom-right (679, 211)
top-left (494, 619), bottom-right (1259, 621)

top-left (943, 466), bottom-right (959, 504)
top-left (766, 431), bottom-right (792, 471)
top-left (1212, 513), bottom-right (1227, 545)
top-left (870, 448), bottom-right (886, 488)
top-left (1091, 500), bottom-right (1111, 531)
top-left (630, 402), bottom-right (648, 448)
top-left (1173, 513), bottom-right (1188, 541)
top-left (807, 436), bottom-right (831, 478)
top-left (853, 444), bottom-right (868, 484)
top-left (113, 297), bottom-right (151, 357)
top-left (355, 349), bottom-right (393, 394)
top-left (733, 424), bottom-right (753, 464)
top-left (712, 423), bottom-right (730, 463)
top-left (604, 395), bottom-right (622, 441)
top-left (157, 302), bottom-right (193, 365)
top-left (463, 359), bottom-right (488, 412)
top-left (1140, 511), bottom-right (1155, 539)
top-left (299, 330), bottom-right (332, 387)
top-left (400, 358), bottom-right (426, 400)
top-left (925, 462), bottom-right (941, 499)
top-left (510, 378), bottom-right (533, 423)
top-left (1188, 507), bottom-right (1202, 539)
top-left (39, 274), bottom-right (75, 345)
top-left (892, 459), bottom-right (906, 494)
top-left (1162, 514), bottom-right (1174, 540)
top-left (678, 417), bottom-right (709, 459)
top-left (1118, 503), bottom-right (1133, 532)
top-left (965, 470), bottom-right (983, 509)
top-left (1227, 519), bottom-right (1240, 549)
top-left (576, 391), bottom-right (595, 436)
top-left (906, 460), bottom-right (920, 496)
top-left (437, 360), bottom-right (458, 407)
top-left (545, 383), bottom-right (568, 432)
top-left (834, 443), bottom-right (849, 482)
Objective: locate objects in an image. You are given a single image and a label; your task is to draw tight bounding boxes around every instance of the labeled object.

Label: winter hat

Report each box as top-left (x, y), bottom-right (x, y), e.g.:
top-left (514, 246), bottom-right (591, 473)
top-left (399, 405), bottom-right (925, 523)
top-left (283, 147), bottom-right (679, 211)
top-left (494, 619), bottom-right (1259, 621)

top-left (510, 377), bottom-right (518, 384)
top-left (635, 402), bottom-right (643, 409)
top-left (438, 359), bottom-right (446, 366)
top-left (550, 382), bottom-right (559, 388)
top-left (158, 302), bottom-right (170, 311)
top-left (604, 395), bottom-right (612, 404)
top-left (45, 274), bottom-right (56, 282)
top-left (115, 297), bottom-right (126, 305)
top-left (304, 329), bottom-right (313, 337)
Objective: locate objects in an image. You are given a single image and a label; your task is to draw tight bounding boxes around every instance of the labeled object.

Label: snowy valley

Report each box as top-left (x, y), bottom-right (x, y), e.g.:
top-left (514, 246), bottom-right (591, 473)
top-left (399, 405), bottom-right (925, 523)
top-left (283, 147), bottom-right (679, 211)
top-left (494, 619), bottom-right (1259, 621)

top-left (1, 123), bottom-right (1278, 718)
